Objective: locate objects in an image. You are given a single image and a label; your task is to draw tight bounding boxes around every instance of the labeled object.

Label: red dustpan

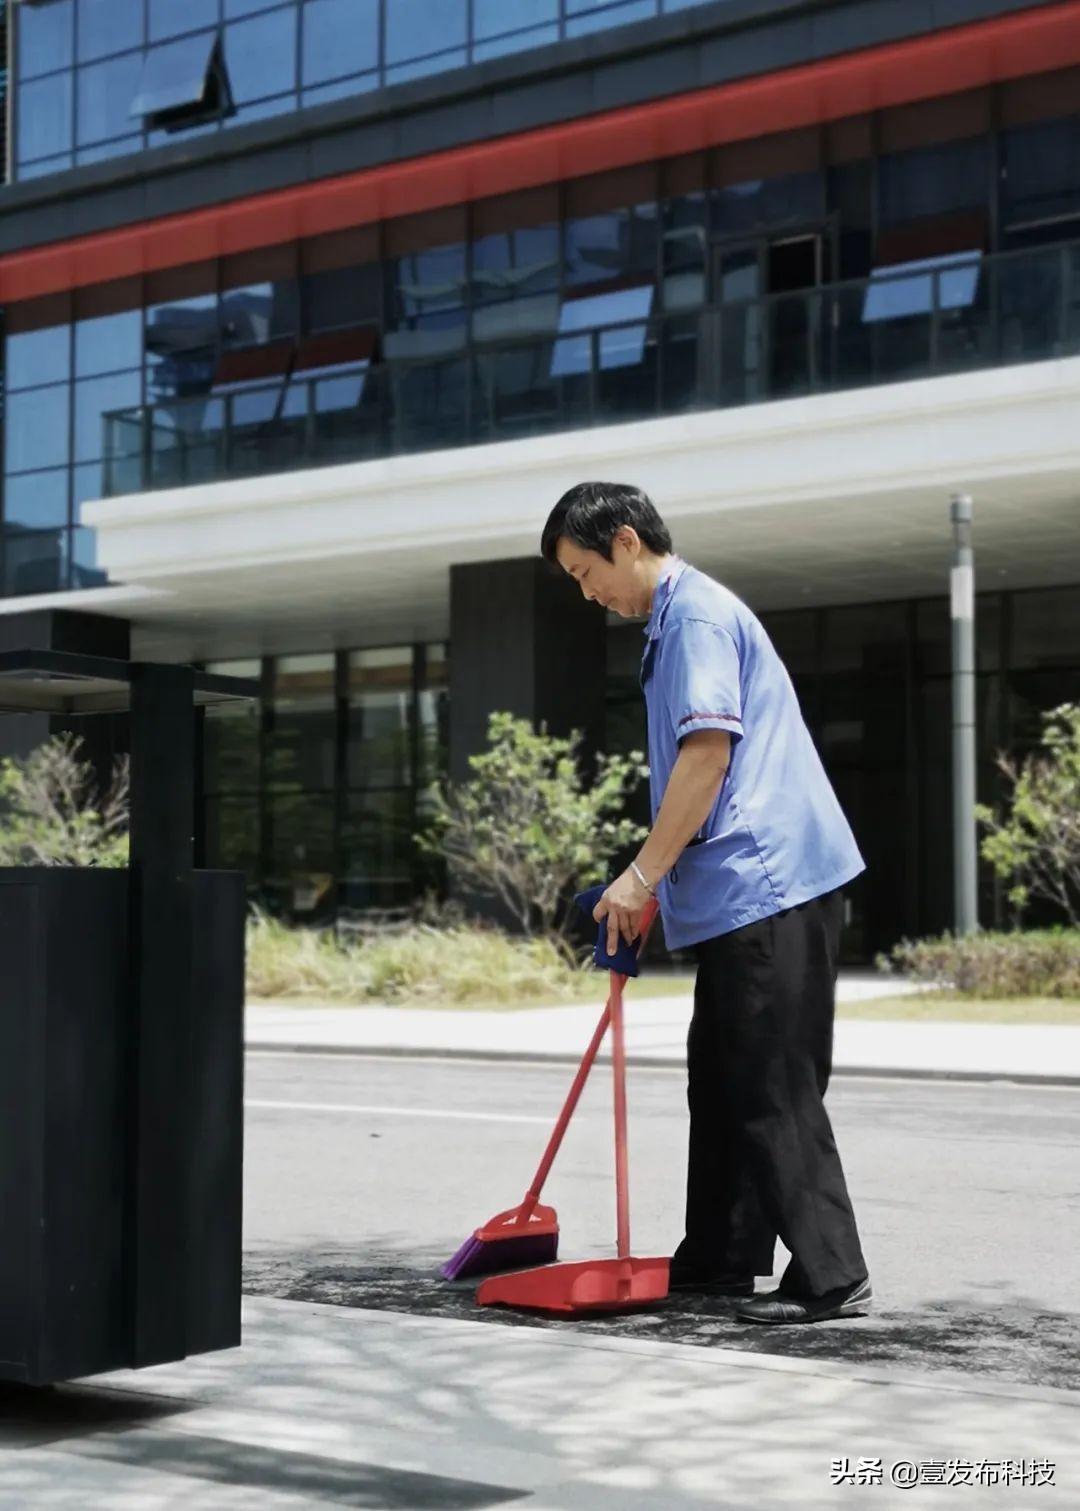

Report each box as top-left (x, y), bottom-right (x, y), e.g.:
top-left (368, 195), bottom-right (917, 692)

top-left (477, 903), bottom-right (670, 1315)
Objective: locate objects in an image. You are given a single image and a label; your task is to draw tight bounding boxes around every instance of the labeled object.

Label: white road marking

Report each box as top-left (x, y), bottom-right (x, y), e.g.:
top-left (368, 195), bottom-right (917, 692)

top-left (245, 1098), bottom-right (555, 1125)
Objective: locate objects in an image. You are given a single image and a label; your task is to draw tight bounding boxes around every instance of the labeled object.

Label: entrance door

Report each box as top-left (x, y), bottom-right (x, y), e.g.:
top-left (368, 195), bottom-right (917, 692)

top-left (767, 232), bottom-right (823, 396)
top-left (711, 230), bottom-right (825, 401)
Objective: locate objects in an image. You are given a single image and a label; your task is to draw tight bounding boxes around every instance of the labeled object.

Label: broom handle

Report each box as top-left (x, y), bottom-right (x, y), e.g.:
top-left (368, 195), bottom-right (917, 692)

top-left (517, 898), bottom-right (659, 1222)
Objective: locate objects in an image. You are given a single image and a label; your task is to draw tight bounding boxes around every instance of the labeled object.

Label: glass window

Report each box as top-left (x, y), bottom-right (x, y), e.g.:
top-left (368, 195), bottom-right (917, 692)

top-left (204, 796), bottom-right (261, 877)
top-left (564, 167), bottom-right (659, 289)
top-left (73, 460), bottom-right (113, 519)
top-left (3, 528), bottom-right (68, 597)
top-left (472, 24), bottom-right (559, 63)
top-left (77, 51), bottom-right (146, 146)
top-left (551, 285), bottom-right (654, 376)
top-left (828, 160), bottom-right (873, 281)
top-left (5, 386), bottom-right (71, 473)
top-left (145, 263), bottom-right (220, 398)
top-left (302, 0), bottom-right (379, 87)
top-left (5, 298), bottom-right (72, 391)
top-left (1001, 118), bottom-right (1080, 235)
top-left (130, 31), bottom-right (219, 120)
top-left (205, 658), bottom-right (262, 793)
top-left (221, 246), bottom-right (300, 347)
top-left (267, 653), bottom-right (337, 792)
top-left (226, 8), bottom-right (298, 105)
top-left (302, 227), bottom-right (382, 332)
top-left (347, 647), bottom-right (414, 788)
top-left (225, 0), bottom-right (280, 15)
top-left (75, 372), bottom-right (142, 462)
top-left (387, 208), bottom-right (467, 329)
top-left (712, 129), bottom-right (822, 238)
top-left (17, 0), bottom-right (75, 79)
top-left (862, 252), bottom-right (981, 322)
top-left (18, 73), bottom-right (74, 163)
top-left (1011, 587), bottom-right (1080, 670)
top-left (565, 0), bottom-right (655, 38)
top-left (70, 526), bottom-right (108, 588)
top-left (661, 156), bottom-right (707, 311)
top-left (149, 0), bottom-right (219, 41)
top-left (385, 0), bottom-right (467, 67)
top-left (266, 792), bottom-right (335, 916)
top-left (302, 75), bottom-right (379, 107)
top-left (2, 469), bottom-right (70, 531)
top-left (417, 643), bottom-right (448, 787)
top-left (384, 50), bottom-right (467, 86)
top-left (878, 137), bottom-right (988, 228)
top-left (77, 136), bottom-right (143, 166)
top-left (474, 0), bottom-right (556, 37)
top-left (472, 188), bottom-right (560, 308)
top-left (79, 0), bottom-right (144, 63)
top-left (342, 790), bottom-right (415, 909)
top-left (18, 154), bottom-right (76, 181)
top-left (75, 283), bottom-right (144, 377)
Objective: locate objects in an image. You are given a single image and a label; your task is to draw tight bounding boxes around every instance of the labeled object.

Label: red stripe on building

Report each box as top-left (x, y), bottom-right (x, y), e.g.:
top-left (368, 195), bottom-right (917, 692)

top-left (2, 0), bottom-right (1080, 302)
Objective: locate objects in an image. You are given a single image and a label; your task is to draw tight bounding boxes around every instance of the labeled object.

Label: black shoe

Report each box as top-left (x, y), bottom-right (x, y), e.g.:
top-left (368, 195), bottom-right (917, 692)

top-left (733, 1274), bottom-right (872, 1324)
top-left (667, 1263), bottom-right (756, 1298)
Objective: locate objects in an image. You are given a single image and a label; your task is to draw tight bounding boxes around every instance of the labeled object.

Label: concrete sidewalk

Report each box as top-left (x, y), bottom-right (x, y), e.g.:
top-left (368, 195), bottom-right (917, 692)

top-left (246, 975), bottom-right (1080, 1084)
top-left (4, 1294), bottom-right (1075, 1510)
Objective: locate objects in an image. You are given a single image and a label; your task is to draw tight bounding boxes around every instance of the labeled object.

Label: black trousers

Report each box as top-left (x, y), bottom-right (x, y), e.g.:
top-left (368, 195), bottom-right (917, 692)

top-left (675, 887), bottom-right (868, 1298)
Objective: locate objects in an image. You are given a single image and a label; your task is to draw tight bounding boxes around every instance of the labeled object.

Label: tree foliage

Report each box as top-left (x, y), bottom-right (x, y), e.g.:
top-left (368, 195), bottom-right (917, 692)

top-left (0, 733), bottom-right (130, 868)
top-left (974, 702), bottom-right (1080, 926)
top-left (417, 712), bottom-right (648, 948)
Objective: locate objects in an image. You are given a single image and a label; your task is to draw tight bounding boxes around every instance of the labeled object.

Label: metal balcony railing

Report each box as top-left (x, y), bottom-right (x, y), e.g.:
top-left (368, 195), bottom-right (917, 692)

top-left (102, 237), bottom-right (1080, 498)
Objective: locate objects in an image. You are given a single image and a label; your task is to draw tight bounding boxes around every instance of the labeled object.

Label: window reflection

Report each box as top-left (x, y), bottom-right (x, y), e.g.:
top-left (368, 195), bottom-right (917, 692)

top-left (551, 285), bottom-right (654, 376)
top-left (348, 648), bottom-right (415, 788)
top-left (302, 0), bottom-right (380, 86)
top-left (17, 0), bottom-right (75, 80)
top-left (564, 168), bottom-right (659, 287)
top-left (862, 252), bottom-right (981, 322)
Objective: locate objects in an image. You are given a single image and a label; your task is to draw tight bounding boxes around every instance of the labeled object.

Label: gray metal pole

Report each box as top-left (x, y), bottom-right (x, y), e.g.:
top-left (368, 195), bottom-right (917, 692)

top-left (949, 493), bottom-right (979, 935)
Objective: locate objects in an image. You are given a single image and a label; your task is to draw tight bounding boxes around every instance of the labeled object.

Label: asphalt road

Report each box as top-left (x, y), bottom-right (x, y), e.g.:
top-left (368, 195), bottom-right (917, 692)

top-left (242, 1051), bottom-right (1080, 1391)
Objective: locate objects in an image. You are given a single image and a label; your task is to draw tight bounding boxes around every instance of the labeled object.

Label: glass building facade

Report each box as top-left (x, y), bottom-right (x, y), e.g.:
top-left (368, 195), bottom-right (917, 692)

top-left (6, 71), bottom-right (1080, 595)
top-left (200, 587), bottom-right (1079, 958)
top-left (202, 642), bottom-right (448, 923)
top-left (11, 0), bottom-right (717, 182)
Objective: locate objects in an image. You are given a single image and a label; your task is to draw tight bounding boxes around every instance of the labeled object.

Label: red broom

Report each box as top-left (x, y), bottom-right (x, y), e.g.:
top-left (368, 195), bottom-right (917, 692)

top-left (441, 899), bottom-right (658, 1282)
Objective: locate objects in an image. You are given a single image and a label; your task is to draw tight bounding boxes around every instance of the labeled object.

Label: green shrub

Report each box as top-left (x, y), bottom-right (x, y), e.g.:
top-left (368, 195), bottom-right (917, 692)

top-left (245, 908), bottom-right (592, 1005)
top-left (418, 711), bottom-right (648, 952)
top-left (0, 732), bottom-right (129, 868)
top-left (875, 929), bottom-right (1080, 999)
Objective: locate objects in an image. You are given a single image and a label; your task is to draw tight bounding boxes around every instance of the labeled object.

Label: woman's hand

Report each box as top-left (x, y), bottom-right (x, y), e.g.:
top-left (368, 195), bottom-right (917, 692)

top-left (593, 866), bottom-right (653, 955)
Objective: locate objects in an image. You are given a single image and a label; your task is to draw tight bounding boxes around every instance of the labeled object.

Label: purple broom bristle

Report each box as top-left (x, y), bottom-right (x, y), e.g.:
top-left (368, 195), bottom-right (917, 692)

top-left (442, 1229), bottom-right (558, 1281)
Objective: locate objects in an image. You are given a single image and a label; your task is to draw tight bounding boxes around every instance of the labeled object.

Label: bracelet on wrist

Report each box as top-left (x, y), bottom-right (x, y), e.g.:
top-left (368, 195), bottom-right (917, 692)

top-left (630, 859), bottom-right (656, 896)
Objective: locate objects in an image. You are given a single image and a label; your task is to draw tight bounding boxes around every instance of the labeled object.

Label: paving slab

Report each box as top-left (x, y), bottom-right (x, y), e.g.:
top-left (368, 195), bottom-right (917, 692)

top-left (2, 1296), bottom-right (1076, 1510)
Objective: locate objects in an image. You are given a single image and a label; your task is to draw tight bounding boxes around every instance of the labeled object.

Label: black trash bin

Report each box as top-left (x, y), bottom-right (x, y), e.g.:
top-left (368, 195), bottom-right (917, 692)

top-left (0, 650), bottom-right (258, 1386)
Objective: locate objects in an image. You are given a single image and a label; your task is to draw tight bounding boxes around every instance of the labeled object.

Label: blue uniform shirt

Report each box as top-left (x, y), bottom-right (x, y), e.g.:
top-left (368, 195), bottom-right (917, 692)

top-left (641, 558), bottom-right (865, 949)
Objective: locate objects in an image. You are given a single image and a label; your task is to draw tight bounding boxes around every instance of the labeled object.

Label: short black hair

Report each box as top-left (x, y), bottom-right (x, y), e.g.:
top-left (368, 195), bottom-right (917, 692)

top-left (540, 482), bottom-right (674, 566)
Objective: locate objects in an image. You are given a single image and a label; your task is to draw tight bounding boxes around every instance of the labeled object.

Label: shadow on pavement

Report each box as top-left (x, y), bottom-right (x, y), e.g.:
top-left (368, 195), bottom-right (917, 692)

top-left (243, 1248), bottom-right (1080, 1392)
top-left (0, 1381), bottom-right (195, 1450)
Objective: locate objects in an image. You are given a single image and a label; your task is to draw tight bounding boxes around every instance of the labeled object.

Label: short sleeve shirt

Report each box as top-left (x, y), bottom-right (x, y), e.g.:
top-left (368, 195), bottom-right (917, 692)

top-left (641, 558), bottom-right (865, 949)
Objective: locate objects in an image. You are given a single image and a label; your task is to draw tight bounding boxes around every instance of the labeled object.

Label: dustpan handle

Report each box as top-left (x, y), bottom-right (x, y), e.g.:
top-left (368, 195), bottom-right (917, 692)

top-left (611, 969), bottom-right (631, 1259)
top-left (518, 897), bottom-right (659, 1222)
top-left (612, 897), bottom-right (658, 1258)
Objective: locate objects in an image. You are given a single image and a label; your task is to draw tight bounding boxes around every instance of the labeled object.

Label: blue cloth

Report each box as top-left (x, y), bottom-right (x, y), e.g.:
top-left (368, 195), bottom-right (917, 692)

top-left (640, 558), bottom-right (865, 950)
top-left (573, 885), bottom-right (642, 976)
